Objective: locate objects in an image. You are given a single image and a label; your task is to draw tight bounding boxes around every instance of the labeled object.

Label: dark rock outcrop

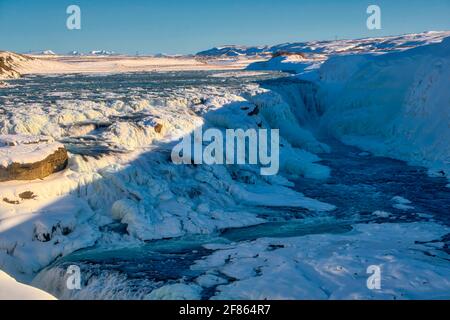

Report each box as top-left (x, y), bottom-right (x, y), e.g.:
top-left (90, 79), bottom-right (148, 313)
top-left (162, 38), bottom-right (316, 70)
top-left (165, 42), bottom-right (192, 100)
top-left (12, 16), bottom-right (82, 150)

top-left (0, 148), bottom-right (68, 182)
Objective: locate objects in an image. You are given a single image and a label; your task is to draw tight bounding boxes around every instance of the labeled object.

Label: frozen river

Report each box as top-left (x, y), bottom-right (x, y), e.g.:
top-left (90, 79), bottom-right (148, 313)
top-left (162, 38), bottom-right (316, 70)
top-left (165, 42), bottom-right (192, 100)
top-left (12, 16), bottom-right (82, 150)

top-left (1, 71), bottom-right (449, 299)
top-left (32, 138), bottom-right (450, 299)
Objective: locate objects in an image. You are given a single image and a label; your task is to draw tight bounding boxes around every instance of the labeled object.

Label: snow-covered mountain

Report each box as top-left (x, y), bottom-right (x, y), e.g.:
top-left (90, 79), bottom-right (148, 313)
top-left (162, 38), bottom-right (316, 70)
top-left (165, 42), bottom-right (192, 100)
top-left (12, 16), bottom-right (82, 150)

top-left (68, 50), bottom-right (82, 56)
top-left (38, 50), bottom-right (56, 55)
top-left (197, 31), bottom-right (450, 57)
top-left (66, 50), bottom-right (118, 56)
top-left (197, 45), bottom-right (270, 57)
top-left (89, 50), bottom-right (116, 56)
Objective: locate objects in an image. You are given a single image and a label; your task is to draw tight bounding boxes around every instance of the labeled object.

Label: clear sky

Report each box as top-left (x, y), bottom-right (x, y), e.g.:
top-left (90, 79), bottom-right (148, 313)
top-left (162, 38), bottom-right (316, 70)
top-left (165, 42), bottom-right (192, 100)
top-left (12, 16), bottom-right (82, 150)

top-left (1, 0), bottom-right (450, 54)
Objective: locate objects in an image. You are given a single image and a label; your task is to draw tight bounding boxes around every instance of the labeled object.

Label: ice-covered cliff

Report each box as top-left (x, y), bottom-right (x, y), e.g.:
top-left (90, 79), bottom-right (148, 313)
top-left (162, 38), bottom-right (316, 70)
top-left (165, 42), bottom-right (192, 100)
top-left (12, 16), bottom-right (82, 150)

top-left (240, 32), bottom-right (450, 179)
top-left (316, 37), bottom-right (450, 177)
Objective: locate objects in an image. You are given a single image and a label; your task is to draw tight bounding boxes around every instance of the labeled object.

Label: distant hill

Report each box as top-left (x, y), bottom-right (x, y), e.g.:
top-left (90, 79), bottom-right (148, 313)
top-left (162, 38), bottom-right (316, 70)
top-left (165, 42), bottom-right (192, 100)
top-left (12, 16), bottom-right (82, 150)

top-left (89, 50), bottom-right (117, 56)
top-left (0, 51), bottom-right (34, 79)
top-left (197, 31), bottom-right (450, 57)
top-left (197, 45), bottom-right (270, 57)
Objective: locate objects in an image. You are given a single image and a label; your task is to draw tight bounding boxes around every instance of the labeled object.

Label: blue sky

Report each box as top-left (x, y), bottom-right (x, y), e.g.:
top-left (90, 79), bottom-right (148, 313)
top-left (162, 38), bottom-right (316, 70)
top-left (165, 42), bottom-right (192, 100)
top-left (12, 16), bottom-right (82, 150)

top-left (1, 0), bottom-right (449, 54)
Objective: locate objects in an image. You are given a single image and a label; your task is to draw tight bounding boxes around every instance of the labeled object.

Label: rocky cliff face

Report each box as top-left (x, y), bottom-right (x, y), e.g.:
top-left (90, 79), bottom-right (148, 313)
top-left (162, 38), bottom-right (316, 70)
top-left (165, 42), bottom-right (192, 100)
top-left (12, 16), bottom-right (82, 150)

top-left (0, 51), bottom-right (34, 79)
top-left (0, 135), bottom-right (68, 182)
top-left (0, 148), bottom-right (68, 182)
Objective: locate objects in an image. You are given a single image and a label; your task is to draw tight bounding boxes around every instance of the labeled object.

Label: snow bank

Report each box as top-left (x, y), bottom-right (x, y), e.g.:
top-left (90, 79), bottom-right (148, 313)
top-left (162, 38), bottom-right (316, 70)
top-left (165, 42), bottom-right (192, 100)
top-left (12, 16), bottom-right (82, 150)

top-left (244, 32), bottom-right (450, 181)
top-left (318, 37), bottom-right (450, 177)
top-left (248, 55), bottom-right (322, 74)
top-left (0, 174), bottom-right (98, 278)
top-left (0, 270), bottom-right (56, 300)
top-left (192, 222), bottom-right (450, 299)
top-left (145, 283), bottom-right (203, 300)
top-left (239, 31), bottom-right (450, 77)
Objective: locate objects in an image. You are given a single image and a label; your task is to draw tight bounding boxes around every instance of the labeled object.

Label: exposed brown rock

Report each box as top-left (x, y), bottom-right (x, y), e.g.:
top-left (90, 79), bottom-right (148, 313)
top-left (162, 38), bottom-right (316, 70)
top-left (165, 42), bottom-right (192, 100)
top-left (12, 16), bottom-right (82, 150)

top-left (3, 198), bottom-right (19, 205)
top-left (154, 123), bottom-right (164, 134)
top-left (0, 148), bottom-right (68, 182)
top-left (19, 191), bottom-right (37, 200)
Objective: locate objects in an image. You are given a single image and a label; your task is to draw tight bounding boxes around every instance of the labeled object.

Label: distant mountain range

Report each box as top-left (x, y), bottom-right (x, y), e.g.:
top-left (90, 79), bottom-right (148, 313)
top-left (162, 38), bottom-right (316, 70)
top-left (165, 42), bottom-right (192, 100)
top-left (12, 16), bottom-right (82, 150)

top-left (30, 50), bottom-right (118, 56)
top-left (87, 50), bottom-right (117, 56)
top-left (196, 31), bottom-right (450, 57)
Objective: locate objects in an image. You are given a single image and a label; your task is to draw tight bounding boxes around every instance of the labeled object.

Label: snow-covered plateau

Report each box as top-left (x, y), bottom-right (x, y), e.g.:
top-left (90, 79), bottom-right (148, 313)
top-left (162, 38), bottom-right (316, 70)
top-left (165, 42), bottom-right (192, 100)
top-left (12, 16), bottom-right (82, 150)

top-left (0, 32), bottom-right (449, 299)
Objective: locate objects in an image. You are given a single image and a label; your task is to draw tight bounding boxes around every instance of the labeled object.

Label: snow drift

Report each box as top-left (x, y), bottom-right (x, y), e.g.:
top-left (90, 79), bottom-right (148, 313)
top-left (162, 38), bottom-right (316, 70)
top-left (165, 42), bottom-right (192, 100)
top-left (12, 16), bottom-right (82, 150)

top-left (0, 270), bottom-right (56, 300)
top-left (317, 37), bottom-right (450, 177)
